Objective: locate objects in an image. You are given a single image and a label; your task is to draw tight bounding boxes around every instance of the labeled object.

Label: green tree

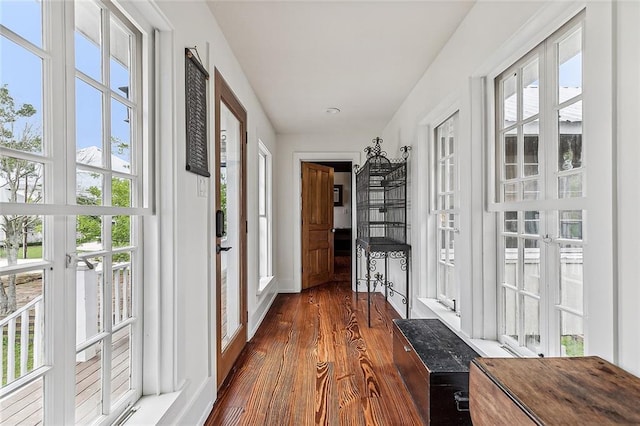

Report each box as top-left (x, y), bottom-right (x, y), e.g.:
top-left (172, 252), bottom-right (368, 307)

top-left (0, 85), bottom-right (42, 315)
top-left (76, 177), bottom-right (130, 250)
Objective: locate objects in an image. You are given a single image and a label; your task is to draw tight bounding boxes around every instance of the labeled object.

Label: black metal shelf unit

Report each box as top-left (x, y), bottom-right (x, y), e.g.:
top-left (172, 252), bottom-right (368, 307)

top-left (354, 137), bottom-right (411, 326)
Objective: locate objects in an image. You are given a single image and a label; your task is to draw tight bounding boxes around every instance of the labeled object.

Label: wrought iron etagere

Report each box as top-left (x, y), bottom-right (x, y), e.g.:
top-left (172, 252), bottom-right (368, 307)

top-left (354, 137), bottom-right (411, 326)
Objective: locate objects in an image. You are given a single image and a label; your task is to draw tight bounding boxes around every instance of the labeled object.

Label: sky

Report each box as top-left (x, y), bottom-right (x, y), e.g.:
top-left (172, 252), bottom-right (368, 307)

top-left (0, 0), bottom-right (131, 165)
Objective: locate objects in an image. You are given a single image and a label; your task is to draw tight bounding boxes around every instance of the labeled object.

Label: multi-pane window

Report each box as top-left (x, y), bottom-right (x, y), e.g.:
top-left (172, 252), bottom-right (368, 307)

top-left (258, 142), bottom-right (272, 287)
top-left (0, 1), bottom-right (144, 424)
top-left (495, 14), bottom-right (584, 357)
top-left (434, 113), bottom-right (458, 311)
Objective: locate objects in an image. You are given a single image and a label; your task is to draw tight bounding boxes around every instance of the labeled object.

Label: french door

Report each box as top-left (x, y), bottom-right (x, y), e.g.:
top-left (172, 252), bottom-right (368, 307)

top-left (214, 69), bottom-right (247, 388)
top-left (0, 1), bottom-right (144, 423)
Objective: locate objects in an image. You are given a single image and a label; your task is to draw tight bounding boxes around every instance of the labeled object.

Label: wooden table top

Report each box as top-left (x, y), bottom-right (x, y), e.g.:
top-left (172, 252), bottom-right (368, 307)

top-left (472, 356), bottom-right (640, 424)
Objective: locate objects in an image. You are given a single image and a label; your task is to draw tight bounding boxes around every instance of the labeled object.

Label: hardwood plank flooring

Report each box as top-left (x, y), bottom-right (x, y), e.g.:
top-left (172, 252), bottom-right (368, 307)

top-left (206, 281), bottom-right (422, 426)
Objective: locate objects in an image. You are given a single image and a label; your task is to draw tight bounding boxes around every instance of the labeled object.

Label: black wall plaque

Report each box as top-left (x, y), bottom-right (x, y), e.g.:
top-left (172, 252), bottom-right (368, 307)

top-left (185, 48), bottom-right (210, 177)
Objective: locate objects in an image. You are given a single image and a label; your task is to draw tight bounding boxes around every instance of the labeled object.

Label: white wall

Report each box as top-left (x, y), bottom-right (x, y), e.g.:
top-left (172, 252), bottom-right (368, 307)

top-left (138, 1), bottom-right (277, 423)
top-left (381, 0), bottom-right (638, 371)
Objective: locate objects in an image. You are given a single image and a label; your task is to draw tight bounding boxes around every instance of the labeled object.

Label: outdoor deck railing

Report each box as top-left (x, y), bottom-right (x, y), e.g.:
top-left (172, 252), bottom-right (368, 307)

top-left (0, 295), bottom-right (43, 385)
top-left (1, 261), bottom-right (131, 388)
top-left (108, 262), bottom-right (131, 325)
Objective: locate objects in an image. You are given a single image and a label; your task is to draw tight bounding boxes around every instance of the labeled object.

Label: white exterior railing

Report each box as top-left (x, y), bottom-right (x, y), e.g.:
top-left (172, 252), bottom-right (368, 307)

top-left (0, 295), bottom-right (44, 386)
top-left (1, 261), bottom-right (131, 386)
top-left (109, 262), bottom-right (131, 325)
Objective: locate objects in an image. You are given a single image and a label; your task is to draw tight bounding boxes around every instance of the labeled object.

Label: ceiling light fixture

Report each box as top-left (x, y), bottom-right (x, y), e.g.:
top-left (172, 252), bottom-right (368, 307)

top-left (325, 107), bottom-right (341, 114)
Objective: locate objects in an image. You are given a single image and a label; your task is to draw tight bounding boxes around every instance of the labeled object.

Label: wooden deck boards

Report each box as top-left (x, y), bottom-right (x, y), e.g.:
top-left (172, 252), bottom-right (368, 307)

top-left (0, 328), bottom-right (130, 426)
top-left (206, 281), bottom-right (422, 426)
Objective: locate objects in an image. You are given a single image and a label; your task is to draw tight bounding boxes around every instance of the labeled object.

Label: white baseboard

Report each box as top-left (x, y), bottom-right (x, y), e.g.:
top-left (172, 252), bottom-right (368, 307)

top-left (170, 377), bottom-right (216, 425)
top-left (250, 290), bottom-right (277, 338)
top-left (277, 279), bottom-right (298, 293)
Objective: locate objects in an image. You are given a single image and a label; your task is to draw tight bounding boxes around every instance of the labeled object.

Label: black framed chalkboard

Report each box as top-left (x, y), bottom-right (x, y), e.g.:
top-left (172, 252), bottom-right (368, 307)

top-left (185, 47), bottom-right (210, 177)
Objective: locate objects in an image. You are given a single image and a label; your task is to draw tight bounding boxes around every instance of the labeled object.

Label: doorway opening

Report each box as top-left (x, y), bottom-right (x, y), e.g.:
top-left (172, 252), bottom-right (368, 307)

top-left (309, 161), bottom-right (353, 284)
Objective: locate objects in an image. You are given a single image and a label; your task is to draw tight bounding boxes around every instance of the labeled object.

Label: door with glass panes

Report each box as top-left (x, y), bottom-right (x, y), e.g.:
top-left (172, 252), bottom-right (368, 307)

top-left (0, 1), bottom-right (143, 424)
top-left (214, 69), bottom-right (248, 388)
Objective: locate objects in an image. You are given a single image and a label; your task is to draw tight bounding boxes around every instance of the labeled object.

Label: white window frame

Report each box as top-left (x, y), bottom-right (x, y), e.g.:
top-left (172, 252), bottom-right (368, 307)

top-left (0, 1), bottom-right (147, 424)
top-left (494, 13), bottom-right (586, 358)
top-left (257, 140), bottom-right (273, 292)
top-left (433, 112), bottom-right (459, 312)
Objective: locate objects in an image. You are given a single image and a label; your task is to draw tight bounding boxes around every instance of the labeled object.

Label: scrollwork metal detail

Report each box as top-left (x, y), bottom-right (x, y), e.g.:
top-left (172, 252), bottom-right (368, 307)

top-left (400, 145), bottom-right (412, 160)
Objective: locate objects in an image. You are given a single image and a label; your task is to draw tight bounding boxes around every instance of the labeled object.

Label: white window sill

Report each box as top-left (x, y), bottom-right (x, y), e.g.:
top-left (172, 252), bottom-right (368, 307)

top-left (125, 390), bottom-right (183, 425)
top-left (257, 275), bottom-right (275, 296)
top-left (416, 298), bottom-right (513, 358)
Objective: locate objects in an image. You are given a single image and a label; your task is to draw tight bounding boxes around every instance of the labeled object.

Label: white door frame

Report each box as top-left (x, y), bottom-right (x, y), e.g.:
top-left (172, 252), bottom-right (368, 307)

top-left (292, 151), bottom-right (361, 292)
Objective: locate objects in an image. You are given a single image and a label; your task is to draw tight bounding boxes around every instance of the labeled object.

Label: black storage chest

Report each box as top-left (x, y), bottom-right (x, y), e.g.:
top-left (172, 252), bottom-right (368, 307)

top-left (393, 319), bottom-right (479, 425)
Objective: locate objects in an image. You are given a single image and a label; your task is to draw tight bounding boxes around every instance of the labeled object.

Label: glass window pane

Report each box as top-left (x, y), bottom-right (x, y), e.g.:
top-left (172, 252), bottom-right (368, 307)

top-left (0, 158), bottom-right (44, 204)
top-left (558, 101), bottom-right (582, 171)
top-left (110, 20), bottom-right (131, 98)
top-left (111, 326), bottom-right (131, 406)
top-left (446, 265), bottom-right (454, 299)
top-left (523, 296), bottom-right (540, 354)
top-left (559, 210), bottom-right (583, 240)
top-left (523, 179), bottom-right (539, 201)
top-left (560, 243), bottom-right (583, 312)
top-left (111, 98), bottom-right (132, 171)
top-left (75, 255), bottom-right (104, 346)
top-left (503, 74), bottom-right (517, 129)
top-left (76, 79), bottom-right (104, 167)
top-left (447, 159), bottom-right (455, 192)
top-left (504, 288), bottom-right (518, 341)
top-left (524, 211), bottom-right (539, 235)
top-left (523, 239), bottom-right (540, 294)
top-left (112, 216), bottom-right (131, 248)
top-left (504, 211), bottom-right (518, 233)
top-left (0, 270), bottom-right (45, 385)
top-left (0, 376), bottom-right (43, 424)
top-left (560, 311), bottom-right (584, 356)
top-left (522, 58), bottom-right (539, 120)
top-left (111, 252), bottom-right (132, 324)
top-left (558, 28), bottom-right (582, 104)
top-left (504, 236), bottom-right (518, 287)
top-left (0, 38), bottom-right (44, 155)
top-left (75, 0), bottom-right (102, 82)
top-left (77, 215), bottom-right (103, 251)
top-left (0, 1), bottom-right (42, 48)
top-left (75, 341), bottom-right (103, 425)
top-left (76, 170), bottom-right (103, 206)
top-left (258, 153), bottom-right (266, 216)
top-left (503, 182), bottom-right (519, 202)
top-left (439, 230), bottom-right (446, 261)
top-left (504, 133), bottom-right (517, 180)
top-left (112, 177), bottom-right (131, 208)
top-left (558, 173), bottom-right (583, 199)
top-left (0, 216), bottom-right (44, 266)
top-left (523, 121), bottom-right (539, 176)
top-left (439, 160), bottom-right (446, 193)
top-left (448, 231), bottom-right (455, 265)
top-left (259, 216), bottom-right (268, 278)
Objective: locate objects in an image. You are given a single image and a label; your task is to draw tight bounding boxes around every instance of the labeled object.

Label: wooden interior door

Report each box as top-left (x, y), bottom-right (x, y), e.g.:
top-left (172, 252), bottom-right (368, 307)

top-left (215, 69), bottom-right (247, 388)
top-left (302, 162), bottom-right (334, 289)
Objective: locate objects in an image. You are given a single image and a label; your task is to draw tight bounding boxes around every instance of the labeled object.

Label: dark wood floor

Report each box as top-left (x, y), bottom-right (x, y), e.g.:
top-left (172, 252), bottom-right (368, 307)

top-left (205, 280), bottom-right (422, 425)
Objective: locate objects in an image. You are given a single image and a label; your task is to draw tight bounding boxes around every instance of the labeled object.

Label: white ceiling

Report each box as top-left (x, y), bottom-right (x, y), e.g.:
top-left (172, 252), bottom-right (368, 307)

top-left (208, 1), bottom-right (475, 135)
